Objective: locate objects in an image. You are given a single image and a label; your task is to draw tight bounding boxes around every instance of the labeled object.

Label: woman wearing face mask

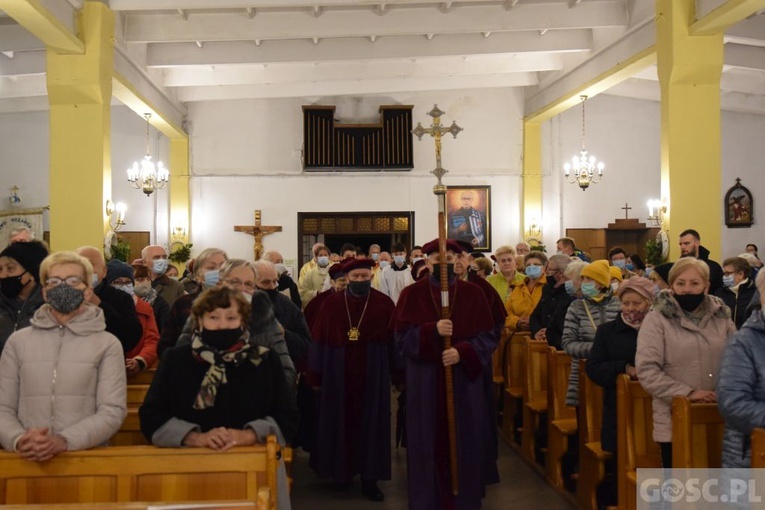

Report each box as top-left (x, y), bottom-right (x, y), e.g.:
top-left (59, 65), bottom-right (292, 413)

top-left (139, 286), bottom-right (298, 507)
top-left (106, 260), bottom-right (159, 375)
top-left (156, 248), bottom-right (228, 358)
top-left (715, 256), bottom-right (757, 329)
top-left (636, 257), bottom-right (735, 468)
top-left (626, 253), bottom-right (646, 278)
top-left (505, 251), bottom-right (548, 333)
top-left (561, 260), bottom-right (622, 407)
top-left (0, 240), bottom-right (49, 357)
top-left (298, 244), bottom-right (332, 310)
top-left (0, 251), bottom-right (126, 460)
top-left (585, 277), bottom-right (656, 505)
top-left (132, 264), bottom-right (170, 333)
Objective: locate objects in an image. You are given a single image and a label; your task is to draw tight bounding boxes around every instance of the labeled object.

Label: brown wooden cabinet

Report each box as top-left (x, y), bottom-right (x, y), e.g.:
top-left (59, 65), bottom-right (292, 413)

top-left (567, 220), bottom-right (658, 262)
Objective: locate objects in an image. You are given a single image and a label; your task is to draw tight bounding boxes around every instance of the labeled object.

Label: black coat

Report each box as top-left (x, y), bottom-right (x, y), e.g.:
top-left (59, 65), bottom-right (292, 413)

top-left (715, 278), bottom-right (757, 329)
top-left (698, 245), bottom-right (724, 296)
top-left (278, 273), bottom-right (302, 309)
top-left (530, 278), bottom-right (572, 347)
top-left (0, 285), bottom-right (45, 356)
top-left (269, 291), bottom-right (311, 364)
top-left (585, 314), bottom-right (637, 453)
top-left (95, 280), bottom-right (142, 353)
top-left (140, 344), bottom-right (299, 443)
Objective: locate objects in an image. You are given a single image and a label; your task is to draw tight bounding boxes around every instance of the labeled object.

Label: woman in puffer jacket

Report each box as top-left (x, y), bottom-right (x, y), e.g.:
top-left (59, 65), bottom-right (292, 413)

top-left (0, 251), bottom-right (127, 461)
top-left (636, 257), bottom-right (735, 469)
top-left (717, 270), bottom-right (765, 468)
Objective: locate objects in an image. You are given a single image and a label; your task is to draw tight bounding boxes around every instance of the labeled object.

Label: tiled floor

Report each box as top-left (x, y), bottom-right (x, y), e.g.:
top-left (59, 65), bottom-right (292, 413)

top-left (290, 439), bottom-right (577, 509)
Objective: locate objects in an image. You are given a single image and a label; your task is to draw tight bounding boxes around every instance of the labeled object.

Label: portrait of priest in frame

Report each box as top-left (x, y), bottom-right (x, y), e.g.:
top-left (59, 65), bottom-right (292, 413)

top-left (446, 186), bottom-right (491, 251)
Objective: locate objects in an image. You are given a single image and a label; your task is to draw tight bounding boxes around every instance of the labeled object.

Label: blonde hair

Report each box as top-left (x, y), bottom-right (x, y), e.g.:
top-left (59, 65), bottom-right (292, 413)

top-left (668, 257), bottom-right (710, 285)
top-left (220, 258), bottom-right (255, 279)
top-left (40, 251), bottom-right (93, 286)
top-left (194, 248), bottom-right (228, 277)
top-left (494, 245), bottom-right (517, 258)
top-left (564, 260), bottom-right (587, 280)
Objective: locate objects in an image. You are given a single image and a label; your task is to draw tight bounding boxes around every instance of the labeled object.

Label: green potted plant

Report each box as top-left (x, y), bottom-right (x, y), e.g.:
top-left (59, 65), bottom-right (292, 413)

top-left (109, 238), bottom-right (131, 263)
top-left (645, 239), bottom-right (664, 266)
top-left (168, 242), bottom-right (193, 265)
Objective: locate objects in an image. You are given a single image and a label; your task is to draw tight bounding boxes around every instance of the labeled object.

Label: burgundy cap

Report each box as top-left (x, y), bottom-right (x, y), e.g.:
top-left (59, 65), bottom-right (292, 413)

top-left (421, 239), bottom-right (465, 255)
top-left (341, 258), bottom-right (376, 273)
top-left (328, 264), bottom-right (346, 280)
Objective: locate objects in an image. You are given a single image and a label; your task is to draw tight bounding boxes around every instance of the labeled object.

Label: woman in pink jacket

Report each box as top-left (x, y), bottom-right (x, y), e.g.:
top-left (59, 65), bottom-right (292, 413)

top-left (636, 257), bottom-right (735, 468)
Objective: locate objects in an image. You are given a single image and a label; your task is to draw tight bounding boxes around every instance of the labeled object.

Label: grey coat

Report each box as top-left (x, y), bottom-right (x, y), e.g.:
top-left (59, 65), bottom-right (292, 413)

top-left (636, 291), bottom-right (735, 443)
top-left (717, 310), bottom-right (765, 468)
top-left (561, 295), bottom-right (621, 406)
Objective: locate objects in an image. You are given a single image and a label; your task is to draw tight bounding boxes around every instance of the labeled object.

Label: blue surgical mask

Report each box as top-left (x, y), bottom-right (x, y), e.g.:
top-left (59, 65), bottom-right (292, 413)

top-left (393, 255), bottom-right (406, 266)
top-left (379, 260), bottom-right (390, 269)
top-left (625, 263), bottom-right (635, 271)
top-left (581, 282), bottom-right (600, 299)
top-left (613, 259), bottom-right (626, 269)
top-left (91, 273), bottom-right (100, 287)
top-left (645, 268), bottom-right (654, 278)
top-left (371, 252), bottom-right (379, 261)
top-left (723, 274), bottom-right (736, 288)
top-left (564, 280), bottom-right (577, 296)
top-left (317, 256), bottom-right (329, 268)
top-left (152, 259), bottom-right (169, 275)
top-left (204, 269), bottom-right (220, 287)
top-left (525, 265), bottom-right (542, 279)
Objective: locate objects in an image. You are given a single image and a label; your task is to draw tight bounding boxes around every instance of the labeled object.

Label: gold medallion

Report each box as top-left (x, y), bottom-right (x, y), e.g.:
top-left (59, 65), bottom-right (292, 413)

top-left (348, 327), bottom-right (360, 341)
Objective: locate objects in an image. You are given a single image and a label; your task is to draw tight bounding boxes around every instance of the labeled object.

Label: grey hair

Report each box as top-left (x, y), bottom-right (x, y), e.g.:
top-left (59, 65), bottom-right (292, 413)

top-left (548, 254), bottom-right (573, 271)
top-left (220, 258), bottom-right (254, 279)
top-left (252, 259), bottom-right (277, 278)
top-left (563, 260), bottom-right (587, 280)
top-left (194, 248), bottom-right (228, 276)
top-left (8, 226), bottom-right (34, 241)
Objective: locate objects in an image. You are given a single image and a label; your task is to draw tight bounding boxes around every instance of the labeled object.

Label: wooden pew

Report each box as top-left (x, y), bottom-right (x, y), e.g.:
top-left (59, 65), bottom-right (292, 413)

top-left (577, 360), bottom-right (613, 510)
top-left (616, 375), bottom-right (661, 510)
top-left (126, 369), bottom-right (156, 386)
top-left (492, 327), bottom-right (510, 387)
top-left (520, 339), bottom-right (549, 463)
top-left (110, 408), bottom-right (149, 447)
top-left (127, 385), bottom-right (150, 408)
top-left (751, 428), bottom-right (765, 468)
top-left (0, 437), bottom-right (282, 508)
top-left (671, 397), bottom-right (724, 468)
top-left (545, 347), bottom-right (576, 490)
top-left (501, 331), bottom-right (530, 445)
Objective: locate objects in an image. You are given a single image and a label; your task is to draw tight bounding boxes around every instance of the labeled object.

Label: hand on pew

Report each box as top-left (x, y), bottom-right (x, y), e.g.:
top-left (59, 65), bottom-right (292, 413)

top-left (688, 390), bottom-right (716, 403)
top-left (534, 328), bottom-right (546, 341)
top-left (16, 428), bottom-right (67, 462)
top-left (625, 364), bottom-right (638, 380)
top-left (126, 358), bottom-right (142, 376)
top-left (182, 427), bottom-right (258, 451)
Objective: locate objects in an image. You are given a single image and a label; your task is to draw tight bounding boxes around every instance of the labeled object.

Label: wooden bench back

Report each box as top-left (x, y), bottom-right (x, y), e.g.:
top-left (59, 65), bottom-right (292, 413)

top-left (126, 385), bottom-right (150, 409)
top-left (493, 327), bottom-right (511, 384)
top-left (547, 347), bottom-right (575, 422)
top-left (127, 369), bottom-right (157, 386)
top-left (524, 339), bottom-right (548, 405)
top-left (0, 439), bottom-right (281, 508)
top-left (504, 332), bottom-right (530, 393)
top-left (672, 397), bottom-right (724, 468)
top-left (751, 428), bottom-right (765, 468)
top-left (110, 408), bottom-right (149, 447)
top-left (579, 359), bottom-right (603, 445)
top-left (617, 375), bottom-right (661, 510)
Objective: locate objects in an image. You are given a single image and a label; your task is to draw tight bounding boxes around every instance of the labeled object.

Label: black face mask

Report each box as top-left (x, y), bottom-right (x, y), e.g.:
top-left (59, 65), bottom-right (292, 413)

top-left (432, 263), bottom-right (456, 281)
top-left (674, 292), bottom-right (706, 312)
top-left (348, 280), bottom-right (372, 296)
top-left (201, 327), bottom-right (243, 351)
top-left (263, 288), bottom-right (280, 302)
top-left (0, 272), bottom-right (28, 299)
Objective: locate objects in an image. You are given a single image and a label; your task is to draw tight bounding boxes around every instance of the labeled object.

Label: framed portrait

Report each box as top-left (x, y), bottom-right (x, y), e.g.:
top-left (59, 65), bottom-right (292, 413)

top-left (446, 185), bottom-right (492, 251)
top-left (724, 178), bottom-right (754, 228)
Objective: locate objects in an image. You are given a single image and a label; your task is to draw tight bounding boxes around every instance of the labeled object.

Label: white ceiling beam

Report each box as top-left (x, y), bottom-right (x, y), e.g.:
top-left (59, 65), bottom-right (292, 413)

top-left (175, 72), bottom-right (538, 101)
top-left (108, 0), bottom-right (622, 10)
top-left (0, 74), bottom-right (47, 99)
top-left (123, 3), bottom-right (628, 43)
top-left (0, 0), bottom-right (83, 54)
top-left (725, 43), bottom-right (765, 71)
top-left (0, 96), bottom-right (51, 113)
top-left (725, 14), bottom-right (765, 47)
top-left (691, 0), bottom-right (765, 36)
top-left (525, 15), bottom-right (656, 119)
top-left (146, 30), bottom-right (593, 67)
top-left (0, 24), bottom-right (45, 52)
top-left (0, 49), bottom-right (45, 76)
top-left (161, 54), bottom-right (563, 87)
top-left (112, 45), bottom-right (188, 138)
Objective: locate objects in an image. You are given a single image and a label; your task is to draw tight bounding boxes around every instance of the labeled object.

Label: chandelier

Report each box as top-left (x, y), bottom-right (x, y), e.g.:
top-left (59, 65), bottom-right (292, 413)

top-left (127, 113), bottom-right (169, 196)
top-left (564, 95), bottom-right (604, 191)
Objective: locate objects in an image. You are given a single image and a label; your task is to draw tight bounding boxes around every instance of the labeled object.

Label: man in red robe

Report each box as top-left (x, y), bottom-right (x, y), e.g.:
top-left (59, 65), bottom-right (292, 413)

top-left (393, 239), bottom-right (499, 510)
top-left (308, 258), bottom-right (397, 502)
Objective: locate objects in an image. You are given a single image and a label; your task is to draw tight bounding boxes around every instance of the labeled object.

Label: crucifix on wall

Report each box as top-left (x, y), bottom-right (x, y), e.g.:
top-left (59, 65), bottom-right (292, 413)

top-left (234, 210), bottom-right (282, 261)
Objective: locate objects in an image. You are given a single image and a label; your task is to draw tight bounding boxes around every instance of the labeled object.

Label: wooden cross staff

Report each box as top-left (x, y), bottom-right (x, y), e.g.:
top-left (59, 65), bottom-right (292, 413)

top-left (234, 210), bottom-right (282, 261)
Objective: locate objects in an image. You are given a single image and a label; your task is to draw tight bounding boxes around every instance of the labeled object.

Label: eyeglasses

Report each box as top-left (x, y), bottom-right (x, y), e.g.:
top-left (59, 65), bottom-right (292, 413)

top-left (223, 278), bottom-right (256, 291)
top-left (45, 276), bottom-right (85, 287)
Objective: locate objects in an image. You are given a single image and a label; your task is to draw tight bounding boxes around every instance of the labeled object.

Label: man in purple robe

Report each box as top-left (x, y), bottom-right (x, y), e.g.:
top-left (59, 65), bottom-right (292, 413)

top-left (308, 258), bottom-right (397, 502)
top-left (393, 239), bottom-right (499, 510)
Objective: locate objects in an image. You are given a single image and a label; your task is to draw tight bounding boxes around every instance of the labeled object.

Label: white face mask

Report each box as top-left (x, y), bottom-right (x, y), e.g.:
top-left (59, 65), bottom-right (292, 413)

top-left (611, 282), bottom-right (620, 292)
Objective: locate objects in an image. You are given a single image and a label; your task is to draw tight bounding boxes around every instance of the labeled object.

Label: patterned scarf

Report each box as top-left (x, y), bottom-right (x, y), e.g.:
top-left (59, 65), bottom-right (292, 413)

top-left (141, 287), bottom-right (158, 306)
top-left (190, 329), bottom-right (269, 410)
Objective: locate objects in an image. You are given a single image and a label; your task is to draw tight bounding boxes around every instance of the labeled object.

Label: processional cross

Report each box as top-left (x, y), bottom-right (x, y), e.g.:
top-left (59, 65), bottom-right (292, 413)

top-left (234, 210), bottom-right (282, 261)
top-left (412, 104), bottom-right (463, 496)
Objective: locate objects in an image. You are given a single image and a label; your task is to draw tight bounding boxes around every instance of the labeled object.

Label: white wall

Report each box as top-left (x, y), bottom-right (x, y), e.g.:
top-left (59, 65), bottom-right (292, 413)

top-left (187, 88), bottom-right (526, 262)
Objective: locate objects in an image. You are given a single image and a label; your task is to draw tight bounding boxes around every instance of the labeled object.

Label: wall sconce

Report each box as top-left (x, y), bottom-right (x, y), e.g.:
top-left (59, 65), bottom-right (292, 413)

top-left (647, 198), bottom-right (667, 227)
top-left (106, 200), bottom-right (127, 232)
top-left (525, 218), bottom-right (543, 243)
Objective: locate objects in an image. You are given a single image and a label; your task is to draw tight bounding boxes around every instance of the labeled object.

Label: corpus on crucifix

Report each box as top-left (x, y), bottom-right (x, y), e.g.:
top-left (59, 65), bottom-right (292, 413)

top-left (234, 210), bottom-right (282, 261)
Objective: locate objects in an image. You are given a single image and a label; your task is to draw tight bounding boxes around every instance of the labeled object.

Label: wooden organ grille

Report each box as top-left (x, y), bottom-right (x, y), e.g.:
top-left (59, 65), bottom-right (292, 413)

top-left (303, 105), bottom-right (414, 171)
